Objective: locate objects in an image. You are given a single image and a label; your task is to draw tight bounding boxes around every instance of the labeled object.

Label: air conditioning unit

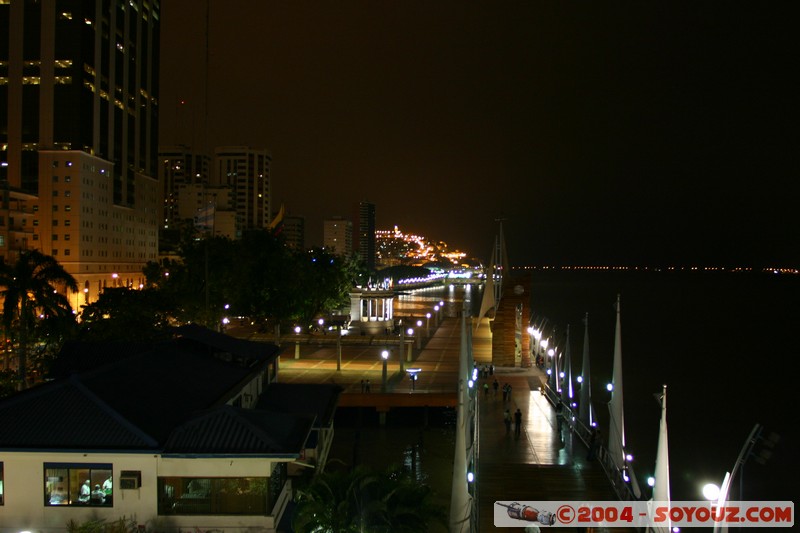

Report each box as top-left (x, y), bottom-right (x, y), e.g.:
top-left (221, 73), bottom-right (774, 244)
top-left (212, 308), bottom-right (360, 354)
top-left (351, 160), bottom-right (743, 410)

top-left (120, 476), bottom-right (140, 490)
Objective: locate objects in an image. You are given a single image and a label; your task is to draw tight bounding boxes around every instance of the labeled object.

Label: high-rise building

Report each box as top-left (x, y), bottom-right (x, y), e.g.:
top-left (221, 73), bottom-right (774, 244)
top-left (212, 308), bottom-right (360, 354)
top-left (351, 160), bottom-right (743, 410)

top-left (213, 146), bottom-right (271, 237)
top-left (0, 0), bottom-right (161, 308)
top-left (323, 216), bottom-right (352, 256)
top-left (356, 201), bottom-right (376, 271)
top-left (159, 145), bottom-right (211, 231)
top-left (282, 214), bottom-right (305, 251)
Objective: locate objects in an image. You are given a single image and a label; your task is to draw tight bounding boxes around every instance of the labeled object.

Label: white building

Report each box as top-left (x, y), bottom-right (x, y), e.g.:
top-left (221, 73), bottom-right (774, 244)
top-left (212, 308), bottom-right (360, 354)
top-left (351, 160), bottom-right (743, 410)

top-left (0, 326), bottom-right (342, 533)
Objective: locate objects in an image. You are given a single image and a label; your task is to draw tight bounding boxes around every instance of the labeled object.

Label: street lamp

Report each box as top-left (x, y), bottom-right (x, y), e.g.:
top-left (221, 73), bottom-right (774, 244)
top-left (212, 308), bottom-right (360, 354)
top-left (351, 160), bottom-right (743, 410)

top-left (336, 325), bottom-right (343, 371)
top-left (407, 368), bottom-right (421, 391)
top-left (426, 313), bottom-right (431, 337)
top-left (399, 327), bottom-right (405, 373)
top-left (381, 349), bottom-right (389, 392)
top-left (406, 328), bottom-right (414, 362)
top-left (416, 320), bottom-right (423, 348)
top-left (433, 305), bottom-right (440, 327)
top-left (294, 326), bottom-right (301, 359)
top-left (318, 317), bottom-right (324, 333)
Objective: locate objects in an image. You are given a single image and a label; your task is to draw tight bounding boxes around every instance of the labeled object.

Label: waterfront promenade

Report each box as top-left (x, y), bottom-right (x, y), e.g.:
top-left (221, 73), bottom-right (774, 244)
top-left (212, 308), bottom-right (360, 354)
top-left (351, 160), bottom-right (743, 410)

top-left (249, 310), bottom-right (621, 532)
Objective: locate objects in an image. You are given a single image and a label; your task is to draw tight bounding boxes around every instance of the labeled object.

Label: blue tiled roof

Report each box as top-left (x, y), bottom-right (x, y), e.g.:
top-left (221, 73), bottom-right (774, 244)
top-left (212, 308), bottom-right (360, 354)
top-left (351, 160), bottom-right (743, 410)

top-left (163, 405), bottom-right (313, 455)
top-left (257, 382), bottom-right (343, 429)
top-left (0, 327), bottom-right (309, 457)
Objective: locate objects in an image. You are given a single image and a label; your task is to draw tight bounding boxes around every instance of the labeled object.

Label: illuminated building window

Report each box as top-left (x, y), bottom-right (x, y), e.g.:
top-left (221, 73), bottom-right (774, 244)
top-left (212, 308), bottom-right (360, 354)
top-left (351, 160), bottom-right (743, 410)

top-left (44, 463), bottom-right (112, 507)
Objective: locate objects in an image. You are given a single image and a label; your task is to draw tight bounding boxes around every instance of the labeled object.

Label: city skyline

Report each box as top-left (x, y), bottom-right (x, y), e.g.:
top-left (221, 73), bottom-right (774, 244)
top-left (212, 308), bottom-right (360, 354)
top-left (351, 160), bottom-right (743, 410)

top-left (159, 2), bottom-right (797, 268)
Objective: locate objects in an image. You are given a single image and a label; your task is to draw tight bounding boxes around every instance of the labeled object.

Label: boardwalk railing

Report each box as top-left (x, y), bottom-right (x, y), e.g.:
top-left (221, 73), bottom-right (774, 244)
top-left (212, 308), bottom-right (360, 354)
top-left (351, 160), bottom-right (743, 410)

top-left (541, 383), bottom-right (639, 502)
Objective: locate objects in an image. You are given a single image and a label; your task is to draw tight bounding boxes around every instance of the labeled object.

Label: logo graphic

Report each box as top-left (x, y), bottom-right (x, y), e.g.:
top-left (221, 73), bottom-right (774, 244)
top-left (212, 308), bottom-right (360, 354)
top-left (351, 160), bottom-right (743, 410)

top-left (496, 502), bottom-right (557, 525)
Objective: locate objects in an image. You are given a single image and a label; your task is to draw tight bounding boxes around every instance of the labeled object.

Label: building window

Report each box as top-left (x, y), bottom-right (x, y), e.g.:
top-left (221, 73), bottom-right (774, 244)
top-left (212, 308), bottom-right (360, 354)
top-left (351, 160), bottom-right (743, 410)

top-left (44, 463), bottom-right (112, 507)
top-left (64, 234), bottom-right (70, 241)
top-left (52, 234), bottom-right (58, 241)
top-left (65, 176), bottom-right (71, 183)
top-left (33, 220), bottom-right (39, 226)
top-left (65, 220), bottom-right (71, 226)
top-left (33, 205), bottom-right (39, 212)
top-left (52, 220), bottom-right (58, 226)
top-left (65, 190), bottom-right (71, 197)
top-left (53, 190), bottom-right (59, 197)
top-left (64, 249), bottom-right (70, 256)
top-left (53, 176), bottom-right (59, 182)
top-left (157, 474), bottom-right (279, 516)
top-left (52, 250), bottom-right (58, 255)
top-left (53, 205), bottom-right (58, 211)
top-left (33, 234), bottom-right (39, 241)
top-left (65, 205), bottom-right (72, 211)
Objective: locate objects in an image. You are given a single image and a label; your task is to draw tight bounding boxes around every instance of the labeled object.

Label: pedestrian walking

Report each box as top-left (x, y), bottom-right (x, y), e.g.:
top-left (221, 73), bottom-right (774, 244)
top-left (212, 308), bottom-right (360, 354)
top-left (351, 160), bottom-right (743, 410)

top-left (502, 383), bottom-right (508, 402)
top-left (506, 383), bottom-right (512, 402)
top-left (489, 364), bottom-right (494, 376)
top-left (365, 380), bottom-right (371, 393)
top-left (492, 378), bottom-right (499, 397)
top-left (503, 409), bottom-right (512, 434)
top-left (360, 379), bottom-right (365, 393)
top-left (514, 408), bottom-right (523, 437)
top-left (483, 382), bottom-right (489, 397)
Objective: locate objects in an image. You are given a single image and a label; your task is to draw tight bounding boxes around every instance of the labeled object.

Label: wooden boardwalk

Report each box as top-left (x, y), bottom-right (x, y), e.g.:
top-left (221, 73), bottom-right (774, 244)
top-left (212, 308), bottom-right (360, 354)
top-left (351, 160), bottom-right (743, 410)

top-left (270, 307), bottom-right (624, 532)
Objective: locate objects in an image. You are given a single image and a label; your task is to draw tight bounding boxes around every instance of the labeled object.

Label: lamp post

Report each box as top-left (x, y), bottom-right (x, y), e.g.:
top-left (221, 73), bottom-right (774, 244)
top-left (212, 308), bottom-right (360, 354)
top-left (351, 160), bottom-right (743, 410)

top-left (433, 305), bottom-right (440, 328)
top-left (83, 287), bottom-right (89, 305)
top-left (318, 317), bottom-right (324, 334)
top-left (381, 349), bottom-right (389, 392)
top-left (407, 368), bottom-right (421, 391)
top-left (406, 328), bottom-right (414, 362)
top-left (399, 327), bottom-right (405, 373)
top-left (294, 326), bottom-right (301, 359)
top-left (426, 313), bottom-right (431, 337)
top-left (416, 320), bottom-right (423, 349)
top-left (336, 325), bottom-right (343, 371)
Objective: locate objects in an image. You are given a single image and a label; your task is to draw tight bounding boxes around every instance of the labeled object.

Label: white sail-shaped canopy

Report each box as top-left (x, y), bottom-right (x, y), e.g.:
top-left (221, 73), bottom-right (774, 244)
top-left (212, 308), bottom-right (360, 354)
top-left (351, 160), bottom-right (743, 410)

top-left (607, 294), bottom-right (642, 498)
top-left (563, 324), bottom-right (574, 402)
top-left (496, 220), bottom-right (510, 305)
top-left (449, 313), bottom-right (472, 532)
top-left (578, 313), bottom-right (596, 427)
top-left (647, 384), bottom-right (671, 533)
top-left (475, 240), bottom-right (496, 331)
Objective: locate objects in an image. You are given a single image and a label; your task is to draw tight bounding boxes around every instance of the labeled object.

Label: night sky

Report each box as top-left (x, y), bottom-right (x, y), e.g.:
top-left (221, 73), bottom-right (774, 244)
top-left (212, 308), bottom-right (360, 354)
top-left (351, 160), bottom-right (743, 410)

top-left (159, 2), bottom-right (798, 268)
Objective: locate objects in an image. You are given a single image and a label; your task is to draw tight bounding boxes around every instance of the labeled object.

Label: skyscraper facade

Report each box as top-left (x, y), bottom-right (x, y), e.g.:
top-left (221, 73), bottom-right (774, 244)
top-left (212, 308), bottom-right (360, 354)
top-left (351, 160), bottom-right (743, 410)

top-left (213, 146), bottom-right (271, 237)
top-left (356, 201), bottom-right (376, 271)
top-left (323, 216), bottom-right (352, 256)
top-left (0, 0), bottom-right (161, 307)
top-left (159, 145), bottom-right (210, 231)
top-left (282, 214), bottom-right (305, 251)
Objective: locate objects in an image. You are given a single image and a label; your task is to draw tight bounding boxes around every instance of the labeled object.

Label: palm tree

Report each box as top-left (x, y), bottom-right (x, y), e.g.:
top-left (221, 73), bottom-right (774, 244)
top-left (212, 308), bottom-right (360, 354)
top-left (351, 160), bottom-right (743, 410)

top-left (0, 250), bottom-right (77, 387)
top-left (292, 463), bottom-right (446, 532)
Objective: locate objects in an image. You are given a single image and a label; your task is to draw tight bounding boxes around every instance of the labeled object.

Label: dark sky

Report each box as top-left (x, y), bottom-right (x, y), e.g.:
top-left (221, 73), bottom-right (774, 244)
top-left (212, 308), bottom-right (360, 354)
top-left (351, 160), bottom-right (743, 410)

top-left (159, 1), bottom-right (798, 268)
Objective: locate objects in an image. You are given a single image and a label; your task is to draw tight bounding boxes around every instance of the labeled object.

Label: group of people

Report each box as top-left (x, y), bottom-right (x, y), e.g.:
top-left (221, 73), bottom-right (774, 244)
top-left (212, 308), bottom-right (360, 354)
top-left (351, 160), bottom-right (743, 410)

top-left (503, 408), bottom-right (523, 437)
top-left (359, 379), bottom-right (371, 393)
top-left (77, 477), bottom-right (112, 505)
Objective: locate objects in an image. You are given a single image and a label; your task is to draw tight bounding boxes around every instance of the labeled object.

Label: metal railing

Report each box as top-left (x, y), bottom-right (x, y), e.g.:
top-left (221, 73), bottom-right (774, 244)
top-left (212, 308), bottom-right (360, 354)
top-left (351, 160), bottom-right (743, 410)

top-left (541, 382), bottom-right (639, 503)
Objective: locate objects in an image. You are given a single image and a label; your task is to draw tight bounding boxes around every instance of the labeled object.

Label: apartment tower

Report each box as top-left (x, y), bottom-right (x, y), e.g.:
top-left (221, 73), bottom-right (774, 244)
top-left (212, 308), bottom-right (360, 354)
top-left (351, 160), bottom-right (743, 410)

top-left (356, 200), bottom-right (376, 271)
top-left (0, 0), bottom-right (161, 308)
top-left (323, 216), bottom-right (352, 256)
